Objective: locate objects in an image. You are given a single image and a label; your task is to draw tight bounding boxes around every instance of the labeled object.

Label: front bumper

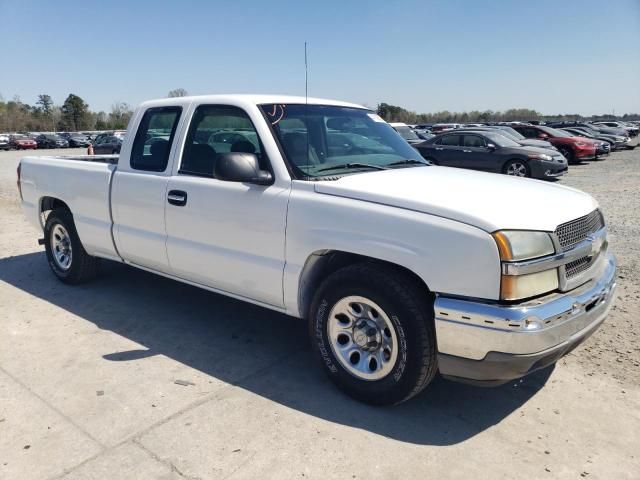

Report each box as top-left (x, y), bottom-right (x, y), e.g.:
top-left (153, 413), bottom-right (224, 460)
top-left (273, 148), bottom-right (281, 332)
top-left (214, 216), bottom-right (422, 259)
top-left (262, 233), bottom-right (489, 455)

top-left (529, 160), bottom-right (568, 179)
top-left (435, 252), bottom-right (617, 385)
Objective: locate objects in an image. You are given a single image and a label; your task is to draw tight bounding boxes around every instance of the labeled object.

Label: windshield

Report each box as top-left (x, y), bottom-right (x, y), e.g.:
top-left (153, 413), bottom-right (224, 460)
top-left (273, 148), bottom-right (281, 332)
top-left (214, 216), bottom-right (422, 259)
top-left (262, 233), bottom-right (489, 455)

top-left (485, 132), bottom-right (521, 147)
top-left (539, 125), bottom-right (572, 138)
top-left (394, 125), bottom-right (420, 141)
top-left (260, 104), bottom-right (421, 178)
top-left (496, 126), bottom-right (525, 140)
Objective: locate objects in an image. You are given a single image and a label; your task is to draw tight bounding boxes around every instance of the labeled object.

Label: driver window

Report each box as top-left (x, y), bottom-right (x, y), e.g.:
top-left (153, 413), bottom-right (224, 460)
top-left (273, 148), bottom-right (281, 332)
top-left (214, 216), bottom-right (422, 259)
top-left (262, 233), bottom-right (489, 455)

top-left (180, 105), bottom-right (265, 178)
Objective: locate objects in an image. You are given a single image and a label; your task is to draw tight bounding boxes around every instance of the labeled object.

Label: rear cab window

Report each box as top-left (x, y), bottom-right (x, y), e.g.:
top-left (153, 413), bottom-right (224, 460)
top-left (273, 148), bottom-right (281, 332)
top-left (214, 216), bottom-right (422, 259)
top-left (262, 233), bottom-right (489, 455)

top-left (130, 107), bottom-right (182, 172)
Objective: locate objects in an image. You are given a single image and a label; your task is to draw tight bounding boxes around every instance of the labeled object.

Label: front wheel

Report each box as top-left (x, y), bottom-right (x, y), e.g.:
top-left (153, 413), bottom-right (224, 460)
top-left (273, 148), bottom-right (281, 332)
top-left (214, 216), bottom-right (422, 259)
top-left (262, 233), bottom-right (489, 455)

top-left (503, 159), bottom-right (531, 177)
top-left (44, 208), bottom-right (99, 284)
top-left (558, 146), bottom-right (575, 163)
top-left (309, 263), bottom-right (437, 405)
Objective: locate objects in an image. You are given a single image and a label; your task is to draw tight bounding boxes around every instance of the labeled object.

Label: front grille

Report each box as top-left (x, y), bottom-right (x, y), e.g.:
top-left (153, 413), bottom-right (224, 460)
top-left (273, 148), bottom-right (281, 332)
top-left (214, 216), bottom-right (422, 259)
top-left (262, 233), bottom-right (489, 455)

top-left (555, 210), bottom-right (604, 251)
top-left (565, 256), bottom-right (594, 278)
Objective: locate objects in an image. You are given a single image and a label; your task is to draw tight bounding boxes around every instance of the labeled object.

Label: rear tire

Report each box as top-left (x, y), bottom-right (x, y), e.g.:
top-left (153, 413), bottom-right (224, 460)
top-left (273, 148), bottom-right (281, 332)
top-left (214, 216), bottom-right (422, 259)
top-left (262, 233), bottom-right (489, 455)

top-left (44, 208), bottom-right (99, 284)
top-left (309, 263), bottom-right (437, 405)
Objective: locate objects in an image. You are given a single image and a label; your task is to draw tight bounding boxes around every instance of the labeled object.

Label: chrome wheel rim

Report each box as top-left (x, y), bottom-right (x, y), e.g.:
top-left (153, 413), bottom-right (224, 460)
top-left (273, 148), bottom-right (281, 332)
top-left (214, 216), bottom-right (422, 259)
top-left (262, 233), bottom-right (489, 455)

top-left (327, 296), bottom-right (398, 381)
top-left (506, 162), bottom-right (527, 177)
top-left (51, 224), bottom-right (72, 270)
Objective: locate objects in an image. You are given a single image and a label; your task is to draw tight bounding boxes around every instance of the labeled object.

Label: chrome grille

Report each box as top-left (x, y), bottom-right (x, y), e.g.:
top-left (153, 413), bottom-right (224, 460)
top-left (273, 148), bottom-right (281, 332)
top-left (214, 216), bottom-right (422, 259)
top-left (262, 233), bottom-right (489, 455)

top-left (555, 210), bottom-right (604, 251)
top-left (565, 256), bottom-right (594, 278)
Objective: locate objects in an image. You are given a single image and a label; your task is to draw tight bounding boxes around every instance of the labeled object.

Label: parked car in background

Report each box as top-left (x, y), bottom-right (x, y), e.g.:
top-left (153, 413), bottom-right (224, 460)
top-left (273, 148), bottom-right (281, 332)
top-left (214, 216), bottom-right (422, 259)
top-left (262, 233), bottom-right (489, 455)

top-left (593, 121), bottom-right (639, 137)
top-left (36, 134), bottom-right (70, 149)
top-left (431, 123), bottom-right (460, 133)
top-left (9, 134), bottom-right (38, 150)
top-left (389, 123), bottom-right (426, 145)
top-left (416, 131), bottom-right (567, 179)
top-left (458, 126), bottom-right (557, 150)
top-left (560, 127), bottom-right (624, 151)
top-left (0, 134), bottom-right (10, 150)
top-left (510, 125), bottom-right (596, 163)
top-left (68, 133), bottom-right (91, 147)
top-left (92, 133), bottom-right (123, 154)
top-left (416, 131), bottom-right (435, 141)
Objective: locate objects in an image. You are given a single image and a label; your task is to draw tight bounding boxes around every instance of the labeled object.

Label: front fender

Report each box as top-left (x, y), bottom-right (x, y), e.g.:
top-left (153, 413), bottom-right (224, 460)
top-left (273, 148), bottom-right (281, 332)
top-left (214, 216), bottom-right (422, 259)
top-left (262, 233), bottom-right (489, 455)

top-left (283, 188), bottom-right (501, 317)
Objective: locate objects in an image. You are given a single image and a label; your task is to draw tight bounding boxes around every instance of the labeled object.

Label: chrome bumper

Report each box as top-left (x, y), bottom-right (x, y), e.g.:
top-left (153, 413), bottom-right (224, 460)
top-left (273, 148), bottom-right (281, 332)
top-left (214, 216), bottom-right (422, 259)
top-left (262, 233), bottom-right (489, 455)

top-left (434, 252), bottom-right (617, 362)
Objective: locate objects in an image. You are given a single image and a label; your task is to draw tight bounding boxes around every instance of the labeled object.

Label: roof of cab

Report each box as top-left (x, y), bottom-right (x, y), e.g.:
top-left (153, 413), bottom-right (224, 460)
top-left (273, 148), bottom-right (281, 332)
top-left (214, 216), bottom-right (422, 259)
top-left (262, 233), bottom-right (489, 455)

top-left (138, 94), bottom-right (367, 110)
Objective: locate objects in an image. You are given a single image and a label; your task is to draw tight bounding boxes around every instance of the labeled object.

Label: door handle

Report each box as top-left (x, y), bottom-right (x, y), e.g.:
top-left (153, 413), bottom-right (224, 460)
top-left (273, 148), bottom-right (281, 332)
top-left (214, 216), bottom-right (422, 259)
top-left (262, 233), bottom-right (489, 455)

top-left (435, 147), bottom-right (444, 151)
top-left (463, 149), bottom-right (472, 153)
top-left (167, 190), bottom-right (187, 206)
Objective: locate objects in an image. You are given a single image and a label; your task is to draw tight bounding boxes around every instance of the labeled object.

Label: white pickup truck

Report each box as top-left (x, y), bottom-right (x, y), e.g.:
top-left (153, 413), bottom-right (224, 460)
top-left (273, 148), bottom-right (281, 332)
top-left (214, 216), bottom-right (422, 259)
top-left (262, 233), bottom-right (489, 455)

top-left (18, 95), bottom-right (617, 405)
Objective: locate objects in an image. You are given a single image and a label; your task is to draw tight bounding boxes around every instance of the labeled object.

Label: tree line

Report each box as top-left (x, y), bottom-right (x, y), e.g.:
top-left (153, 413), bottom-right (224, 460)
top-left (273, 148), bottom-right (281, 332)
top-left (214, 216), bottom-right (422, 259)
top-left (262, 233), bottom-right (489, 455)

top-left (2, 92), bottom-right (637, 132)
top-left (0, 89), bottom-right (189, 133)
top-left (376, 103), bottom-right (640, 124)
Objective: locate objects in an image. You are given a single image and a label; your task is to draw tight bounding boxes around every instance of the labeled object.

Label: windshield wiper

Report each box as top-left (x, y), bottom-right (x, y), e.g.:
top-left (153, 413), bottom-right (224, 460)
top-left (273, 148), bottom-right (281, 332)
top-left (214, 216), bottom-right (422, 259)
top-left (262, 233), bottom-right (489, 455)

top-left (316, 162), bottom-right (389, 173)
top-left (386, 158), bottom-right (430, 167)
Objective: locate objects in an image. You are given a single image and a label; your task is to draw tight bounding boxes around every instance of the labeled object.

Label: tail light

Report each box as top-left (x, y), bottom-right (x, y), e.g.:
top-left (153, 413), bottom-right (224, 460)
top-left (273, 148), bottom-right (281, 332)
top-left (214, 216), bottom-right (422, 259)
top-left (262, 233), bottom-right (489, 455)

top-left (17, 162), bottom-right (23, 201)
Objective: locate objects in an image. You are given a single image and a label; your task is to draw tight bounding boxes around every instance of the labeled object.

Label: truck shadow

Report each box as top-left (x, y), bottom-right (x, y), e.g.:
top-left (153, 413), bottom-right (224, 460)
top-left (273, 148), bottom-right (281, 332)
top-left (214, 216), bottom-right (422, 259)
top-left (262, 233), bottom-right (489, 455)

top-left (0, 252), bottom-right (554, 446)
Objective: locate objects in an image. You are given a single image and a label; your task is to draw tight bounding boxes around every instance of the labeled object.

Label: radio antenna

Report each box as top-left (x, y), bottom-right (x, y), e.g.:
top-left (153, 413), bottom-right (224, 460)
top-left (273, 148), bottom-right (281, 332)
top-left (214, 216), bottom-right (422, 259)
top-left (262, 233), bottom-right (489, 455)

top-left (304, 41), bottom-right (310, 175)
top-left (304, 41), bottom-right (309, 102)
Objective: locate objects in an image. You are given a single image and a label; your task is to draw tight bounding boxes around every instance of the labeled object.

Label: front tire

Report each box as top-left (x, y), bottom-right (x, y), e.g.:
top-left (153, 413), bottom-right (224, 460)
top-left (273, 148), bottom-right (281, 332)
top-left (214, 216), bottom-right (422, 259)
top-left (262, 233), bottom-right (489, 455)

top-left (558, 146), bottom-right (575, 164)
top-left (309, 263), bottom-right (437, 405)
top-left (503, 159), bottom-right (531, 177)
top-left (44, 208), bottom-right (99, 284)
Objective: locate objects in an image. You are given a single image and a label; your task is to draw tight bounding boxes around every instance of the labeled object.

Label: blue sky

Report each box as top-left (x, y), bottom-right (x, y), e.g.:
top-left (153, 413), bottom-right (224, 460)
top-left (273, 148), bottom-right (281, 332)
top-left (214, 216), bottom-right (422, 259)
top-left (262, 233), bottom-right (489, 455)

top-left (1, 0), bottom-right (639, 115)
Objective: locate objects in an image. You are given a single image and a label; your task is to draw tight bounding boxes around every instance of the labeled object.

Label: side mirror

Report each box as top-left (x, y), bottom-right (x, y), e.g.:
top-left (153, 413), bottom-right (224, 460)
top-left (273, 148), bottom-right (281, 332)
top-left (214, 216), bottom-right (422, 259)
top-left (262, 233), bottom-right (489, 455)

top-left (214, 152), bottom-right (273, 186)
top-left (487, 143), bottom-right (496, 150)
top-left (538, 133), bottom-right (549, 140)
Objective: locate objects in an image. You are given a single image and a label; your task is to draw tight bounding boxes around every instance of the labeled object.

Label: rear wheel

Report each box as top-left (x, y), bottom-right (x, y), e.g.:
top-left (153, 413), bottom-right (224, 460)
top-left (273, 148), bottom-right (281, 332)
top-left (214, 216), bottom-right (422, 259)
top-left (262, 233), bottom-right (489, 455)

top-left (44, 208), bottom-right (99, 284)
top-left (503, 159), bottom-right (531, 177)
top-left (309, 263), bottom-right (437, 405)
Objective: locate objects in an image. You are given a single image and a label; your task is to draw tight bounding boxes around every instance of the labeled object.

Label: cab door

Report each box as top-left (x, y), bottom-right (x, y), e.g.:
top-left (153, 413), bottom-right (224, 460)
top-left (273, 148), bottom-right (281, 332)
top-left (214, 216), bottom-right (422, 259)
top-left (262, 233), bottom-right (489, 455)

top-left (164, 104), bottom-right (290, 307)
top-left (111, 106), bottom-right (184, 272)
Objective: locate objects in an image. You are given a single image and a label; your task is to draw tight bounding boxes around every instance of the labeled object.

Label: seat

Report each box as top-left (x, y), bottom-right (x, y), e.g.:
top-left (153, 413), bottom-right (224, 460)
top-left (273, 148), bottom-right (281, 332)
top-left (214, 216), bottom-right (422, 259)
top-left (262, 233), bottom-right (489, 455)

top-left (230, 140), bottom-right (256, 154)
top-left (183, 143), bottom-right (217, 176)
top-left (282, 132), bottom-right (321, 166)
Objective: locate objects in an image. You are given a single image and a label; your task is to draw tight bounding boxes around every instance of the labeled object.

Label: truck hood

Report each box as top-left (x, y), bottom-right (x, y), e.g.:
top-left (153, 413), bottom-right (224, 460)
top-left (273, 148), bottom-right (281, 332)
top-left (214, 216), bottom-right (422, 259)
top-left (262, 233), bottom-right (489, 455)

top-left (314, 166), bottom-right (597, 232)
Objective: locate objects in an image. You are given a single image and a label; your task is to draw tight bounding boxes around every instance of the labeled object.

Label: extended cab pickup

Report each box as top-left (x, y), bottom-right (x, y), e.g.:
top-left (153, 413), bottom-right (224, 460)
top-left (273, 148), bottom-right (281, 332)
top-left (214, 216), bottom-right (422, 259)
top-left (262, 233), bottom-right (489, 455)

top-left (18, 95), bottom-right (617, 405)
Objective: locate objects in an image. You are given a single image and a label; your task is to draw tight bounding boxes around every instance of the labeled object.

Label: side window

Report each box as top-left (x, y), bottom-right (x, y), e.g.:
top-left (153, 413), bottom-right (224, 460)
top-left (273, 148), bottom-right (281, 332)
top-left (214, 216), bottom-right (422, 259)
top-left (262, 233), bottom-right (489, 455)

top-left (441, 135), bottom-right (461, 146)
top-left (180, 105), bottom-right (265, 177)
top-left (463, 135), bottom-right (486, 148)
top-left (130, 107), bottom-right (181, 172)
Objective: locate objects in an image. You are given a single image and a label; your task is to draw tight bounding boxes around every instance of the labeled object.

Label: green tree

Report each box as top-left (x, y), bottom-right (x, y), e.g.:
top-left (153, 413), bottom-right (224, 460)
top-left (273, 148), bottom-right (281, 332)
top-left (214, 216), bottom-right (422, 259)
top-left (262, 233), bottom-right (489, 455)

top-left (108, 102), bottom-right (133, 129)
top-left (168, 88), bottom-right (188, 98)
top-left (61, 94), bottom-right (90, 131)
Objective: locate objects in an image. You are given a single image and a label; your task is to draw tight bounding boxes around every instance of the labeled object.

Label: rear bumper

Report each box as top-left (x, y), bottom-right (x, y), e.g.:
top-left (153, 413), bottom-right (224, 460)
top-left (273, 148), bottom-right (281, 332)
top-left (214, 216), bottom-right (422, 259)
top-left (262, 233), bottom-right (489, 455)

top-left (435, 252), bottom-right (617, 384)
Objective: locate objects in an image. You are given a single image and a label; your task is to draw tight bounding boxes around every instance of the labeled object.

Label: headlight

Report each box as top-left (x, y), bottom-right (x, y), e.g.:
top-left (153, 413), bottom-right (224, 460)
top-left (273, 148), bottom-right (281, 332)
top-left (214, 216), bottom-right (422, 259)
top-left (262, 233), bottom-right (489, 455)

top-left (528, 153), bottom-right (552, 161)
top-left (492, 231), bottom-right (555, 261)
top-left (493, 231), bottom-right (558, 300)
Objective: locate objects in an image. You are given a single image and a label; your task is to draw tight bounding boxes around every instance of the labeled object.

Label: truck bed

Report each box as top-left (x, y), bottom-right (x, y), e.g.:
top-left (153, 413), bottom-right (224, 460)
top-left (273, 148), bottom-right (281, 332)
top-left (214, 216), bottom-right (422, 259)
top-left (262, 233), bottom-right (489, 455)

top-left (45, 154), bottom-right (119, 165)
top-left (19, 155), bottom-right (120, 260)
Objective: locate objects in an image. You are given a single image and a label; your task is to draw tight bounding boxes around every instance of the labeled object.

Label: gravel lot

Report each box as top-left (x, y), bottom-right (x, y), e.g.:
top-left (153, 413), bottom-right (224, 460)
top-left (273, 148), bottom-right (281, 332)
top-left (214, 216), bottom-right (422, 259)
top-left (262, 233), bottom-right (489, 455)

top-left (1, 147), bottom-right (639, 479)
